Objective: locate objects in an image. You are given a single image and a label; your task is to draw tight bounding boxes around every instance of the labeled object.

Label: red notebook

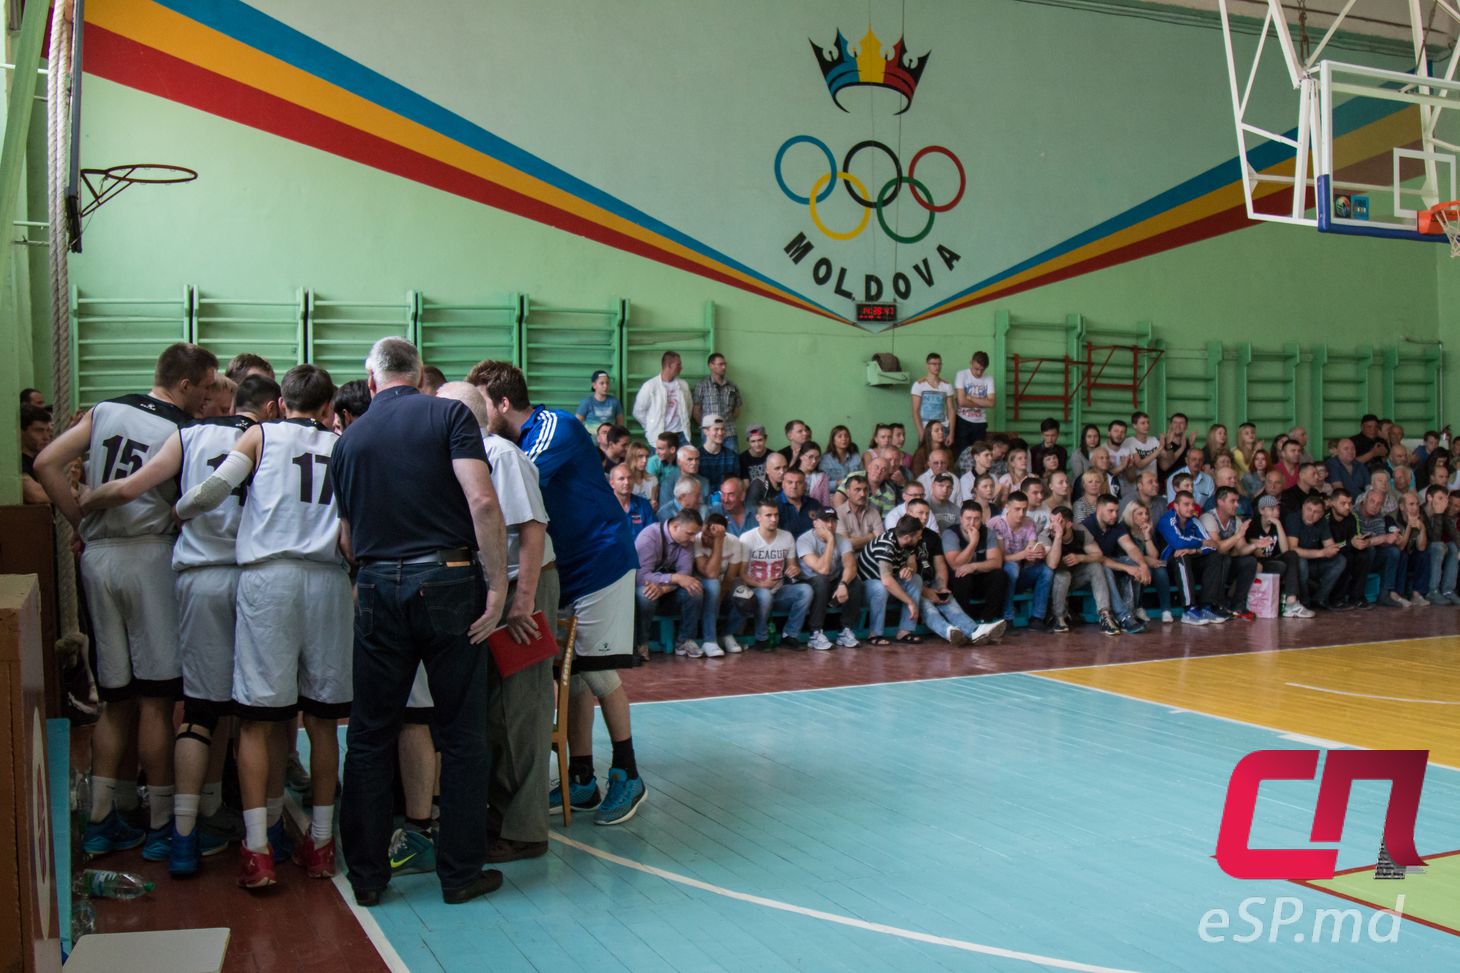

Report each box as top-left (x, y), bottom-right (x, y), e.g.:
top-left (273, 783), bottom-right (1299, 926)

top-left (485, 611), bottom-right (559, 677)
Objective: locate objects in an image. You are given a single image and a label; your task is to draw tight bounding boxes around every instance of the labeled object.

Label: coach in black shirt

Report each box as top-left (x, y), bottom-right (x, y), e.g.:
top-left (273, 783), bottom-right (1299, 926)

top-left (333, 337), bottom-right (509, 907)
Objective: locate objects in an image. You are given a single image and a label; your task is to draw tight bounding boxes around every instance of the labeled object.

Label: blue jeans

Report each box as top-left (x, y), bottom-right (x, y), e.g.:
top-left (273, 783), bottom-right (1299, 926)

top-left (1400, 547), bottom-right (1430, 595)
top-left (901, 587), bottom-right (983, 639)
top-left (635, 583), bottom-right (704, 646)
top-left (700, 577), bottom-right (723, 642)
top-left (342, 561), bottom-right (488, 893)
top-left (1001, 561), bottom-right (1053, 621)
top-left (1370, 545), bottom-right (1402, 596)
top-left (1296, 554), bottom-right (1347, 606)
top-left (864, 575), bottom-right (919, 638)
top-left (1427, 541), bottom-right (1459, 596)
top-left (1101, 564), bottom-right (1140, 617)
top-left (732, 582), bottom-right (812, 641)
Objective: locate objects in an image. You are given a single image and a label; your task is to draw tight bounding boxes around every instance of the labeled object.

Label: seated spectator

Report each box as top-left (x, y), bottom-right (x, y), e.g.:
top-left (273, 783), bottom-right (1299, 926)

top-left (1275, 437), bottom-right (1304, 490)
top-left (733, 501), bottom-right (813, 649)
top-left (1158, 413), bottom-right (1196, 483)
top-left (966, 472), bottom-right (1002, 523)
top-left (795, 441), bottom-right (830, 506)
top-left (1287, 424), bottom-right (1314, 462)
top-left (1158, 490), bottom-right (1231, 624)
top-left (1045, 469), bottom-right (1073, 514)
top-left (942, 500), bottom-right (1010, 623)
top-left (1105, 419), bottom-right (1133, 480)
top-left (1199, 486), bottom-right (1257, 617)
top-left (1326, 438), bottom-right (1370, 496)
top-left (600, 424), bottom-right (631, 474)
top-left (910, 420), bottom-right (951, 478)
top-left (927, 473), bottom-right (959, 531)
top-left (883, 481), bottom-right (927, 529)
top-left (1355, 486), bottom-right (1408, 607)
top-left (746, 452), bottom-right (788, 508)
top-left (1203, 467), bottom-right (1252, 518)
top-left (1205, 423), bottom-right (1232, 465)
top-left (796, 508), bottom-right (863, 651)
top-left (1073, 470), bottom-right (1104, 525)
top-left (820, 425), bottom-right (862, 485)
top-left (1023, 476), bottom-right (1051, 533)
top-left (879, 444), bottom-right (911, 491)
top-left (626, 440), bottom-right (659, 508)
top-left (1029, 418), bottom-right (1067, 474)
top-left (1423, 484), bottom-right (1459, 604)
top-left (957, 439), bottom-right (995, 491)
top-left (994, 444), bottom-right (1031, 504)
top-left (1121, 500), bottom-right (1174, 622)
top-left (739, 424), bottom-right (772, 482)
top-left (635, 510), bottom-right (706, 657)
top-left (1412, 430), bottom-right (1442, 469)
top-left (1392, 463), bottom-right (1415, 498)
top-left (835, 472), bottom-right (884, 553)
top-left (694, 512), bottom-right (745, 657)
top-left (1326, 488), bottom-right (1376, 610)
top-left (1069, 423), bottom-right (1102, 483)
top-left (659, 476), bottom-right (707, 524)
top-left (1166, 447), bottom-right (1215, 506)
top-left (988, 433), bottom-right (1014, 478)
top-left (1396, 491), bottom-right (1431, 604)
top-left (989, 491), bottom-right (1053, 629)
top-left (648, 431), bottom-right (679, 480)
top-left (1388, 443), bottom-right (1412, 476)
top-left (698, 414), bottom-right (738, 491)
top-left (916, 448), bottom-right (960, 501)
top-left (610, 463), bottom-right (655, 533)
top-left (855, 515), bottom-right (929, 645)
top-left (777, 468), bottom-right (823, 538)
top-left (1351, 414), bottom-right (1389, 469)
top-left (1168, 472), bottom-right (1193, 505)
top-left (1088, 446), bottom-right (1119, 496)
top-left (1118, 469), bottom-right (1163, 525)
top-left (1280, 462), bottom-right (1322, 518)
top-left (1240, 448), bottom-right (1270, 497)
top-left (1043, 505), bottom-right (1116, 635)
top-left (575, 369), bottom-right (623, 427)
top-left (1363, 468), bottom-right (1399, 517)
top-left (1240, 495), bottom-right (1308, 617)
top-left (20, 404), bottom-right (52, 504)
top-left (889, 423), bottom-right (914, 473)
top-left (1036, 448), bottom-right (1064, 480)
top-left (779, 419), bottom-right (812, 468)
top-left (901, 499), bottom-right (1004, 644)
top-left (1232, 422), bottom-right (1259, 476)
top-left (837, 456), bottom-right (899, 518)
top-left (911, 352), bottom-right (955, 437)
top-left (1285, 494), bottom-right (1347, 610)
top-left (713, 476), bottom-right (755, 536)
top-left (659, 444), bottom-right (711, 509)
top-left (1082, 494), bottom-right (1151, 633)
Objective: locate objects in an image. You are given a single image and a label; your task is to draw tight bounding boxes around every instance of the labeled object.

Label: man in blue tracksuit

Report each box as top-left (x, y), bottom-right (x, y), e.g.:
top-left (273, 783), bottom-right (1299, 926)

top-left (1157, 490), bottom-right (1231, 626)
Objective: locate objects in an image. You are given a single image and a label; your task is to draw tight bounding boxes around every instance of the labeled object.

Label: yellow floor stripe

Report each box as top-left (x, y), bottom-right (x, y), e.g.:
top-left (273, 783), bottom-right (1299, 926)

top-left (1036, 637), bottom-right (1460, 767)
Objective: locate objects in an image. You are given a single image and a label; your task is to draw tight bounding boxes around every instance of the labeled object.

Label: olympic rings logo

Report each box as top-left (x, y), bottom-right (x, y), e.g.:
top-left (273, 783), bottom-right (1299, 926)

top-left (774, 135), bottom-right (966, 243)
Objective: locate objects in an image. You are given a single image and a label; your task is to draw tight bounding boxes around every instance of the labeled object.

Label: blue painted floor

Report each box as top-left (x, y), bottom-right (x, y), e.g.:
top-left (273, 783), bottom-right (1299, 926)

top-left (340, 675), bottom-right (1460, 972)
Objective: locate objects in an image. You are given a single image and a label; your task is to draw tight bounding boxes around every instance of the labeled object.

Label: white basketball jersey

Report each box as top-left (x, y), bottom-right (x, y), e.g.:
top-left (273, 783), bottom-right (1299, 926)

top-left (173, 416), bottom-right (255, 570)
top-left (80, 394), bottom-right (192, 542)
top-left (236, 419), bottom-right (342, 566)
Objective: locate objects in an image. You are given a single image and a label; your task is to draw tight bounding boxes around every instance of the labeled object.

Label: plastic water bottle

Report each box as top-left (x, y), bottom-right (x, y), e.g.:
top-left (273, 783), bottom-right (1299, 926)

top-left (73, 869), bottom-right (155, 900)
top-left (71, 895), bottom-right (96, 941)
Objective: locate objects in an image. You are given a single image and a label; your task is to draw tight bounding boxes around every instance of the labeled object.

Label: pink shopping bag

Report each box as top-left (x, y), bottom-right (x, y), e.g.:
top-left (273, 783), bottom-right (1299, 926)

top-left (1248, 572), bottom-right (1279, 618)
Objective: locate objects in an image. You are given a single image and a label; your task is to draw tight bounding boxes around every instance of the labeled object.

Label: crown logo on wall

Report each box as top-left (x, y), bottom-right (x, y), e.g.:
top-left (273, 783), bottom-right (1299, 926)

top-left (810, 28), bottom-right (930, 115)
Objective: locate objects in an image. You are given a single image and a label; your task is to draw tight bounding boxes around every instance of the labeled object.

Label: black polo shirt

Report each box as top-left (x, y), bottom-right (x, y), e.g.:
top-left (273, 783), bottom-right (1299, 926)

top-left (331, 385), bottom-right (488, 560)
top-left (1081, 514), bottom-right (1131, 558)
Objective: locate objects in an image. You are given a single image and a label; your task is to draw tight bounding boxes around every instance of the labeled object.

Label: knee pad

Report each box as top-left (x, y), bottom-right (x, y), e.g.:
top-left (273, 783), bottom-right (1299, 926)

top-left (180, 696), bottom-right (222, 736)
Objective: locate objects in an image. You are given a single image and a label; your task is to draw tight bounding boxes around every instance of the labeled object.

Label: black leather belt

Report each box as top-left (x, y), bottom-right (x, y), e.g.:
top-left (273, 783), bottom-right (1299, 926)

top-left (364, 547), bottom-right (473, 566)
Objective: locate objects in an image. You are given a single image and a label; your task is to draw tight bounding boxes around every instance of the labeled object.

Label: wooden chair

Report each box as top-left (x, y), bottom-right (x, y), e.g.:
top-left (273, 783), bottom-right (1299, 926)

top-left (552, 616), bottom-right (578, 825)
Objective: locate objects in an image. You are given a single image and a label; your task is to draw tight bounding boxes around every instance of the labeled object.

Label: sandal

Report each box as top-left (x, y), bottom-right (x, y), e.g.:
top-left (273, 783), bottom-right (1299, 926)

top-left (895, 633), bottom-right (925, 644)
top-left (866, 636), bottom-right (893, 646)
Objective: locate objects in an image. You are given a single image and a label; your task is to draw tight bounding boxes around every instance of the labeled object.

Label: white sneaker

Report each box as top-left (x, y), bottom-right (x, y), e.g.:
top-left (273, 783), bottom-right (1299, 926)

top-left (1391, 593), bottom-right (1412, 608)
top-left (681, 640), bottom-right (704, 658)
top-left (1160, 611), bottom-right (1175, 623)
top-left (1281, 600), bottom-right (1315, 619)
top-left (970, 620), bottom-right (1007, 644)
top-left (1410, 592), bottom-right (1430, 607)
top-left (702, 640), bottom-right (724, 658)
top-left (836, 627), bottom-right (860, 648)
top-left (807, 630), bottom-right (834, 651)
top-left (1134, 608), bottom-right (1150, 623)
top-left (720, 635), bottom-right (744, 654)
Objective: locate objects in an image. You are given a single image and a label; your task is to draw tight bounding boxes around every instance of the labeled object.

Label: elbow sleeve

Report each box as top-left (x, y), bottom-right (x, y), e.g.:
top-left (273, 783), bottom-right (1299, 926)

top-left (176, 450), bottom-right (253, 519)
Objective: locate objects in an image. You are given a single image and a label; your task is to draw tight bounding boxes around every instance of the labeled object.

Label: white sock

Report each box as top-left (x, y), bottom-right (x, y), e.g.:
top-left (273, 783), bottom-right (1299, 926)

top-left (174, 794), bottom-right (201, 836)
top-left (243, 807), bottom-right (269, 852)
top-left (112, 778), bottom-right (139, 812)
top-left (310, 804), bottom-right (333, 845)
top-left (265, 795), bottom-right (284, 827)
top-left (200, 782), bottom-right (223, 818)
top-left (149, 785), bottom-right (175, 830)
top-left (90, 776), bottom-right (118, 823)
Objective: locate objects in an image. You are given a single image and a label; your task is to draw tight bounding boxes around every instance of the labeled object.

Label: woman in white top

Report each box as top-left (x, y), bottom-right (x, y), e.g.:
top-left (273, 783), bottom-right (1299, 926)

top-left (994, 446), bottom-right (1031, 504)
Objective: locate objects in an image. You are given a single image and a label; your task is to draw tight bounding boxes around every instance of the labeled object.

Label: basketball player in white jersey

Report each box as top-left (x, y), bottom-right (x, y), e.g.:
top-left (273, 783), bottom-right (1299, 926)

top-left (82, 375), bottom-right (284, 877)
top-left (34, 343), bottom-right (218, 860)
top-left (177, 364), bottom-right (352, 889)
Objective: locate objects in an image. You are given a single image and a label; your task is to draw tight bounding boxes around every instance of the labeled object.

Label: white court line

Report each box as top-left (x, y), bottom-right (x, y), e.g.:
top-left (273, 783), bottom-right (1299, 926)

top-left (1286, 682), bottom-right (1460, 705)
top-left (633, 633), bottom-right (1456, 707)
top-left (1032, 677), bottom-right (1460, 773)
top-left (548, 832), bottom-right (1146, 973)
top-left (284, 793), bottom-right (413, 973)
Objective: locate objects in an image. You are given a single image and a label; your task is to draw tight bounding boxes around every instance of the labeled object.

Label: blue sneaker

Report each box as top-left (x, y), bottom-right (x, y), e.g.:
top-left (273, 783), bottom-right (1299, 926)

top-left (388, 826), bottom-right (437, 875)
top-left (1180, 607), bottom-right (1210, 626)
top-left (593, 769), bottom-right (646, 826)
top-left (169, 824), bottom-right (201, 877)
top-left (142, 821), bottom-right (173, 861)
top-left (549, 777), bottom-right (601, 813)
top-left (268, 818), bottom-right (295, 864)
top-left (82, 809), bottom-right (145, 855)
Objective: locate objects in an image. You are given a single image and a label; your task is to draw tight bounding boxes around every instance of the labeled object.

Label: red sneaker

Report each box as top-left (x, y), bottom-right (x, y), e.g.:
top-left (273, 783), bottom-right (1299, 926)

top-left (1233, 610), bottom-right (1256, 621)
top-left (293, 834), bottom-right (337, 878)
top-left (238, 845), bottom-right (277, 888)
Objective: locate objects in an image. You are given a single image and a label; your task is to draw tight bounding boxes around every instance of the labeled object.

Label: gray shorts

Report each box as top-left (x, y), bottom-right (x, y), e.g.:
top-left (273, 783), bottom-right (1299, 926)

top-left (176, 565), bottom-right (239, 704)
top-left (80, 536), bottom-right (180, 698)
top-left (234, 560), bottom-right (352, 719)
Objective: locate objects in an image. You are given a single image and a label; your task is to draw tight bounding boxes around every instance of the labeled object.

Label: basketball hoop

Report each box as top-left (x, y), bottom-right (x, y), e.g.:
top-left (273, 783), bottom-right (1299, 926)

top-left (76, 163), bottom-right (197, 218)
top-left (1419, 200), bottom-right (1460, 258)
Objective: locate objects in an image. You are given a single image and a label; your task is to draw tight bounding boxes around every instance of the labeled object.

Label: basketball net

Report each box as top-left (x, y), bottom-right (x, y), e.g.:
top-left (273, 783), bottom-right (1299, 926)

top-left (1435, 207), bottom-right (1460, 259)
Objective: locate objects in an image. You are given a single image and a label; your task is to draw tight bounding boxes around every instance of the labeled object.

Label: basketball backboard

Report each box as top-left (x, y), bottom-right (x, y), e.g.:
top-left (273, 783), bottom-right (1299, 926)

top-left (1217, 0), bottom-right (1460, 244)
